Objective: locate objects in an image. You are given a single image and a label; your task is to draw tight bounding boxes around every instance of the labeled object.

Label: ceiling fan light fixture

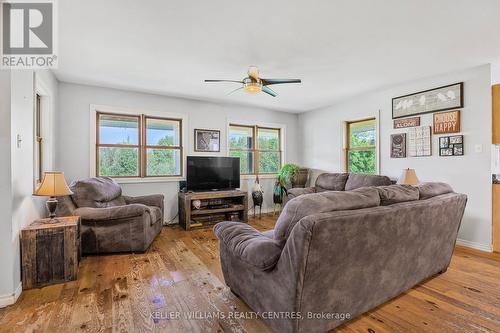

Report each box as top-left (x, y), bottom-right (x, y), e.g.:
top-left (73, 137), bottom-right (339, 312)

top-left (243, 79), bottom-right (262, 94)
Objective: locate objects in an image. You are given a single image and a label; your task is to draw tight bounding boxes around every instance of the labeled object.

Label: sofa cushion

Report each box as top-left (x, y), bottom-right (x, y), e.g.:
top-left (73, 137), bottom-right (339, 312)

top-left (315, 173), bottom-right (349, 192)
top-left (70, 177), bottom-right (125, 208)
top-left (262, 229), bottom-right (274, 239)
top-left (274, 187), bottom-right (380, 246)
top-left (345, 173), bottom-right (392, 191)
top-left (418, 182), bottom-right (454, 200)
top-left (376, 185), bottom-right (420, 205)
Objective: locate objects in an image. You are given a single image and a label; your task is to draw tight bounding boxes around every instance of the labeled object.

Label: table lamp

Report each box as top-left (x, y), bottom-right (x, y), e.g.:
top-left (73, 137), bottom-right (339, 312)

top-left (397, 168), bottom-right (419, 185)
top-left (33, 172), bottom-right (73, 220)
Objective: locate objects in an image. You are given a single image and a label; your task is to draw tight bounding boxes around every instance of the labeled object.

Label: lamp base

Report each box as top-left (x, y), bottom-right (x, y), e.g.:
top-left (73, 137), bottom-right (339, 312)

top-left (46, 196), bottom-right (58, 220)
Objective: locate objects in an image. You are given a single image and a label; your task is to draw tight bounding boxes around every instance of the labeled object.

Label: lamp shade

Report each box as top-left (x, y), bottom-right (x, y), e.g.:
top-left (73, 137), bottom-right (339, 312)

top-left (33, 172), bottom-right (73, 197)
top-left (397, 168), bottom-right (420, 185)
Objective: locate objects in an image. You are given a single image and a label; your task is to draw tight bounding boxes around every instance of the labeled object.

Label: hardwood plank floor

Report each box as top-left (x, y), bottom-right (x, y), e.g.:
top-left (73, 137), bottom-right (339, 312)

top-left (1, 215), bottom-right (499, 333)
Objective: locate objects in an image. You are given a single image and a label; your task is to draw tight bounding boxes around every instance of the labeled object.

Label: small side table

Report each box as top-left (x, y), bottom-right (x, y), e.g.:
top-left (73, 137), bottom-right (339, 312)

top-left (21, 216), bottom-right (81, 289)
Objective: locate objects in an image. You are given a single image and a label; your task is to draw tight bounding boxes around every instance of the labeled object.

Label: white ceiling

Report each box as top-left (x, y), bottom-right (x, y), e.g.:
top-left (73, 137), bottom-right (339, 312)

top-left (54, 0), bottom-right (500, 113)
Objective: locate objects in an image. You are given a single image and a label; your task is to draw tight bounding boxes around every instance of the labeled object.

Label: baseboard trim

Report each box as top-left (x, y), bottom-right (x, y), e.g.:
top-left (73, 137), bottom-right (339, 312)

top-left (0, 282), bottom-right (22, 308)
top-left (456, 239), bottom-right (492, 253)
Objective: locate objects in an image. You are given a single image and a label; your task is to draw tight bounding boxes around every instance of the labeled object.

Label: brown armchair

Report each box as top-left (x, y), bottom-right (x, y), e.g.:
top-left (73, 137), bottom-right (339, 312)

top-left (57, 177), bottom-right (163, 254)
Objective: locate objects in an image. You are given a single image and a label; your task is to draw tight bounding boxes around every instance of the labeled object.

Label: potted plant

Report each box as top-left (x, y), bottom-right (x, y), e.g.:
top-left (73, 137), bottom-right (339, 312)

top-left (273, 164), bottom-right (309, 207)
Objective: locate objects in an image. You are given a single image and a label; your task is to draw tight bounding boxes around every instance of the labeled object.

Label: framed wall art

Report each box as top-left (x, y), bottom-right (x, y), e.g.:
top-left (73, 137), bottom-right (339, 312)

top-left (390, 133), bottom-right (406, 158)
top-left (194, 129), bottom-right (220, 152)
top-left (433, 110), bottom-right (460, 134)
top-left (408, 126), bottom-right (432, 157)
top-left (392, 82), bottom-right (463, 119)
top-left (393, 116), bottom-right (420, 129)
top-left (439, 135), bottom-right (464, 156)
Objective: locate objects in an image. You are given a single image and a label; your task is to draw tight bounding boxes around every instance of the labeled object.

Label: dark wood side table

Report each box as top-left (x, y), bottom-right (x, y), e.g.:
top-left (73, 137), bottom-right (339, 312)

top-left (21, 216), bottom-right (81, 289)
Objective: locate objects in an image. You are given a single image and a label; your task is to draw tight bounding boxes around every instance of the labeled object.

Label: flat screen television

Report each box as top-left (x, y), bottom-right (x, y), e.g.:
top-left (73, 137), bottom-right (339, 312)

top-left (186, 156), bottom-right (240, 191)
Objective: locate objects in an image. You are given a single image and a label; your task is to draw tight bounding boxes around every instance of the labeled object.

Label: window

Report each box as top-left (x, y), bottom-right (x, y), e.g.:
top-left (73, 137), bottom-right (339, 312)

top-left (96, 112), bottom-right (182, 178)
top-left (229, 124), bottom-right (282, 175)
top-left (345, 118), bottom-right (377, 174)
top-left (34, 94), bottom-right (43, 184)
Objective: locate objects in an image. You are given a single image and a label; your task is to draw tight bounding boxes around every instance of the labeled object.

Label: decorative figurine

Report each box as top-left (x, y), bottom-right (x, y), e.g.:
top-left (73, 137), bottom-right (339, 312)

top-left (251, 175), bottom-right (264, 219)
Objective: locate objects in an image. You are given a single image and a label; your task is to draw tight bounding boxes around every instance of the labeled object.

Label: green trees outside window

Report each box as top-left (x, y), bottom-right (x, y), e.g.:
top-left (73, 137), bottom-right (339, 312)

top-left (97, 112), bottom-right (182, 178)
top-left (346, 119), bottom-right (377, 174)
top-left (229, 125), bottom-right (281, 175)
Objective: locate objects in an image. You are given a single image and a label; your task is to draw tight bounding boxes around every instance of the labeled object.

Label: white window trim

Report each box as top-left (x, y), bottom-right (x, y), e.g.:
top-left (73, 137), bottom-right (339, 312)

top-left (340, 110), bottom-right (381, 175)
top-left (89, 104), bottom-right (187, 183)
top-left (34, 74), bottom-right (54, 189)
top-left (226, 119), bottom-right (286, 179)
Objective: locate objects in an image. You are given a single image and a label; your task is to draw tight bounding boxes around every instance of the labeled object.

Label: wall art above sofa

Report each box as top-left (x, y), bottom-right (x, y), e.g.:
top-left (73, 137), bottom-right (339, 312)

top-left (392, 82), bottom-right (463, 119)
top-left (439, 135), bottom-right (464, 156)
top-left (408, 126), bottom-right (432, 157)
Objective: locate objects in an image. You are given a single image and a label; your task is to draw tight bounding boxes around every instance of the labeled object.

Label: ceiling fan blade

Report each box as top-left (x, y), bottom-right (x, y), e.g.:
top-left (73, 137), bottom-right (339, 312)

top-left (205, 79), bottom-right (243, 83)
top-left (227, 86), bottom-right (244, 95)
top-left (262, 86), bottom-right (277, 97)
top-left (261, 78), bottom-right (301, 86)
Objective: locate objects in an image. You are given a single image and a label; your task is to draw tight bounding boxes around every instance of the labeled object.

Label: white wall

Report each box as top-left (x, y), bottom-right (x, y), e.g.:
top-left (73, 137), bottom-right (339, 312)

top-left (0, 70), bottom-right (16, 305)
top-left (492, 63), bottom-right (500, 85)
top-left (298, 64), bottom-right (493, 251)
top-left (56, 83), bottom-right (300, 220)
top-left (0, 69), bottom-right (59, 307)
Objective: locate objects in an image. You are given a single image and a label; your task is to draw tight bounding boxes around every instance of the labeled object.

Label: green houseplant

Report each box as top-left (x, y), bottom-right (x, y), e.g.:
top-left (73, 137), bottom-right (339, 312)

top-left (273, 163), bottom-right (300, 205)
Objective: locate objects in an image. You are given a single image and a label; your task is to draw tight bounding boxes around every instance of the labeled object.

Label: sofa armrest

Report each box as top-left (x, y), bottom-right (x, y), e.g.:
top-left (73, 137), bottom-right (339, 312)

top-left (123, 194), bottom-right (164, 209)
top-left (283, 187), bottom-right (316, 207)
top-left (214, 222), bottom-right (282, 270)
top-left (288, 187), bottom-right (316, 198)
top-left (74, 204), bottom-right (147, 221)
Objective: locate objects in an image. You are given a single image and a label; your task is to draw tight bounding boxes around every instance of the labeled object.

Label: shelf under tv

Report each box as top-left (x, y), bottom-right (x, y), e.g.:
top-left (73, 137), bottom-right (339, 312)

top-left (178, 190), bottom-right (248, 230)
top-left (191, 204), bottom-right (246, 216)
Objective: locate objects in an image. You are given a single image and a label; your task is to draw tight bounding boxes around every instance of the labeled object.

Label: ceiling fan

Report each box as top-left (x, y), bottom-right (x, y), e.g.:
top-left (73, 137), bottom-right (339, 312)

top-left (204, 66), bottom-right (301, 97)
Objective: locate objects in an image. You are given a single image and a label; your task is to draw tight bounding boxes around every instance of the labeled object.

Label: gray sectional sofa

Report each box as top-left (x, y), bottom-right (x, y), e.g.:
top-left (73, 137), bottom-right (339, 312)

top-left (283, 172), bottom-right (394, 206)
top-left (215, 182), bottom-right (467, 333)
top-left (57, 177), bottom-right (164, 254)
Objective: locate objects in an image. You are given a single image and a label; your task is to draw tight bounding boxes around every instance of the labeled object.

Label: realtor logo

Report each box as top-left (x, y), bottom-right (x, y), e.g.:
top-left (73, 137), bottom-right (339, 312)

top-left (1, 0), bottom-right (57, 68)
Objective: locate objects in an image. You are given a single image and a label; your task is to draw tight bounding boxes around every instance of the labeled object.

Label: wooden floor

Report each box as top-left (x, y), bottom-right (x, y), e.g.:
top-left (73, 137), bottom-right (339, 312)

top-left (1, 215), bottom-right (500, 333)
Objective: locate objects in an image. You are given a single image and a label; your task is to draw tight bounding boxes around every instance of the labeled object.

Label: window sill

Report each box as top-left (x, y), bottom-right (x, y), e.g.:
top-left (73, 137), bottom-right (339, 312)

top-left (112, 177), bottom-right (184, 184)
top-left (240, 174), bottom-right (278, 180)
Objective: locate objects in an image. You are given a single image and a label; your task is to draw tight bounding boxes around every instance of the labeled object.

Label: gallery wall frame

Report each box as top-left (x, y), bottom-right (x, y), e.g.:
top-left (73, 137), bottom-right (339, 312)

top-left (392, 82), bottom-right (464, 119)
top-left (390, 133), bottom-right (406, 158)
top-left (194, 129), bottom-right (221, 152)
top-left (439, 135), bottom-right (464, 156)
top-left (433, 110), bottom-right (461, 134)
top-left (408, 126), bottom-right (432, 157)
top-left (393, 116), bottom-right (420, 129)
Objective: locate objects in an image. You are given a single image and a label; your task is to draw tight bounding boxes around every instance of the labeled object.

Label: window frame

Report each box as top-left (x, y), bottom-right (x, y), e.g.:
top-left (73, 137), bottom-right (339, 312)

top-left (34, 93), bottom-right (43, 185)
top-left (95, 111), bottom-right (183, 179)
top-left (229, 123), bottom-right (282, 175)
top-left (344, 117), bottom-right (377, 174)
top-left (142, 115), bottom-right (183, 178)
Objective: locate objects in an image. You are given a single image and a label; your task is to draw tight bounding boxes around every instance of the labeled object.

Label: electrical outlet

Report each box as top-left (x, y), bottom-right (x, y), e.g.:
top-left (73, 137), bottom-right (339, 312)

top-left (17, 134), bottom-right (22, 148)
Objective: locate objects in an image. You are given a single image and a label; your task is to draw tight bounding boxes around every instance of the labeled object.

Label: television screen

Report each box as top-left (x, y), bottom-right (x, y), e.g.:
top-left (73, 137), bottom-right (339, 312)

top-left (186, 156), bottom-right (240, 191)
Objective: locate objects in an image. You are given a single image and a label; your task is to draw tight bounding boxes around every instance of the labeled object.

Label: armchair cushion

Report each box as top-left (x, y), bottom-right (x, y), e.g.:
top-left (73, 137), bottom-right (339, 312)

top-left (214, 222), bottom-right (282, 270)
top-left (70, 177), bottom-right (125, 208)
top-left (73, 204), bottom-right (147, 221)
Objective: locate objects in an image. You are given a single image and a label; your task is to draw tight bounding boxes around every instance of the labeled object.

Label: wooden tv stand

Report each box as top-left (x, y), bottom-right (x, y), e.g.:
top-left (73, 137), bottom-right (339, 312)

top-left (178, 190), bottom-right (248, 230)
